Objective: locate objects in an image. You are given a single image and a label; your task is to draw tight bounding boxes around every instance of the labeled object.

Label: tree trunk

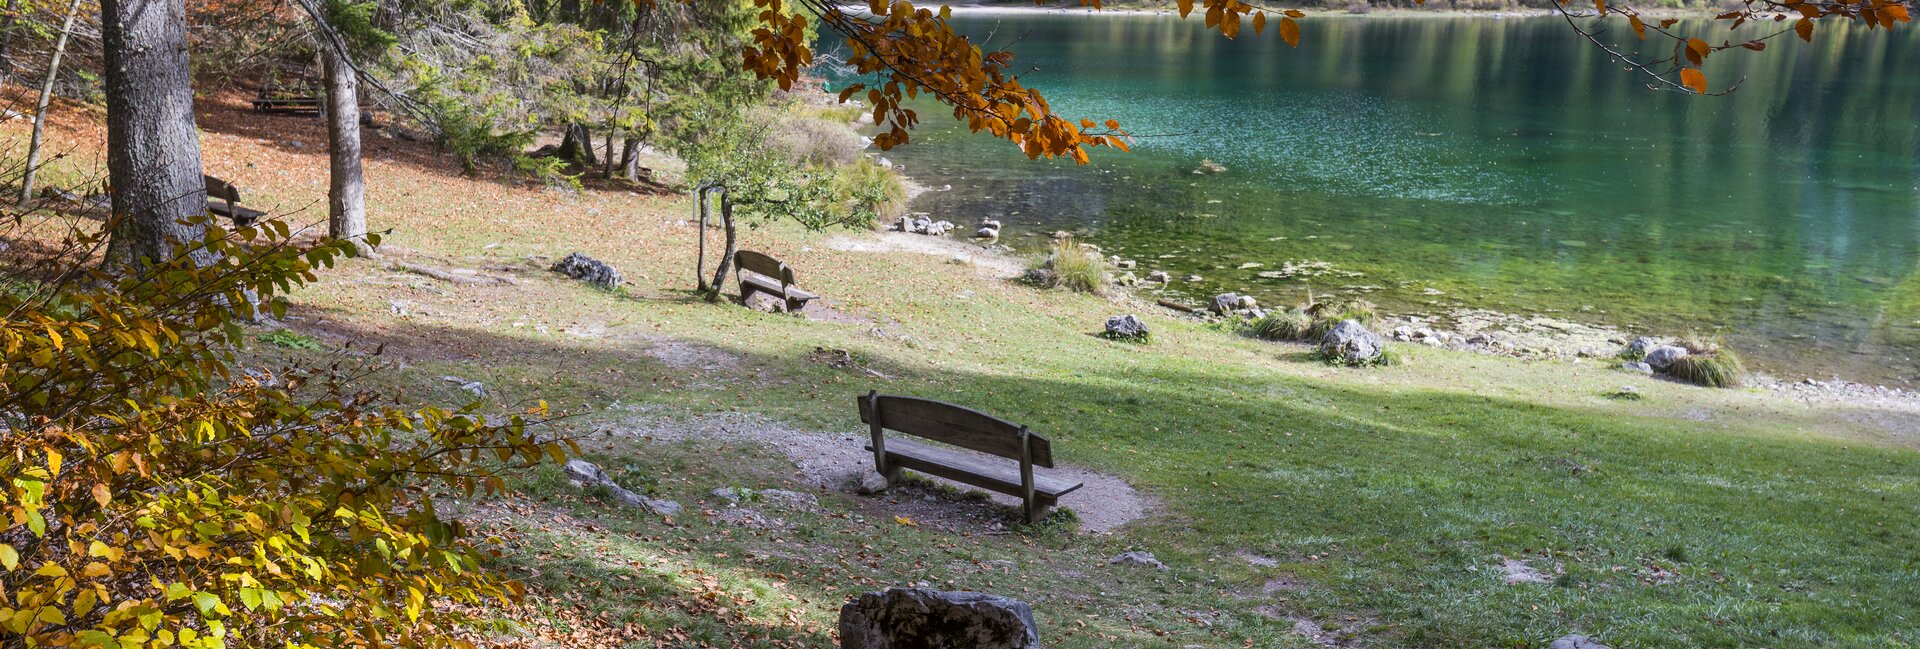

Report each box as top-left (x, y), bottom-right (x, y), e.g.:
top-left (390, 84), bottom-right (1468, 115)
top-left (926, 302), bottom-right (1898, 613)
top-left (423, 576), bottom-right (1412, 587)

top-left (100, 0), bottom-right (212, 271)
top-left (620, 137), bottom-right (641, 183)
top-left (557, 123), bottom-right (596, 167)
top-left (705, 196), bottom-right (737, 303)
top-left (17, 0), bottom-right (82, 205)
top-left (695, 184), bottom-right (712, 292)
top-left (0, 0), bottom-right (19, 87)
top-left (320, 40), bottom-right (370, 255)
top-left (601, 131), bottom-right (615, 179)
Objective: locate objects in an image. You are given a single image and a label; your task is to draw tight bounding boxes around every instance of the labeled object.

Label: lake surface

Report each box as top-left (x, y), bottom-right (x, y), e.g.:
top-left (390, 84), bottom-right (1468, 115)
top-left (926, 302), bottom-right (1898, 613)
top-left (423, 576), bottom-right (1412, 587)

top-left (820, 13), bottom-right (1920, 386)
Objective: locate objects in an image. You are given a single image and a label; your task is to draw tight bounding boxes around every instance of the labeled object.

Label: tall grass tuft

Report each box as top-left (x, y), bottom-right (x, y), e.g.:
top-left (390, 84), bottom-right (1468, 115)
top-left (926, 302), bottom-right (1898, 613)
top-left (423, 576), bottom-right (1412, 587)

top-left (1250, 309), bottom-right (1313, 341)
top-left (1030, 237), bottom-right (1107, 294)
top-left (1667, 348), bottom-right (1746, 388)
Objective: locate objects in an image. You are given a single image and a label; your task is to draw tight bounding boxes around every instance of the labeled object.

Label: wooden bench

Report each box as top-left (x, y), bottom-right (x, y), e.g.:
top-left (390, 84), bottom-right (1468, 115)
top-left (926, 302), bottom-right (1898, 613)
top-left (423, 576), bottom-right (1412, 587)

top-left (734, 250), bottom-right (818, 312)
top-left (252, 93), bottom-right (321, 114)
top-left (203, 175), bottom-right (267, 227)
top-left (858, 391), bottom-right (1083, 523)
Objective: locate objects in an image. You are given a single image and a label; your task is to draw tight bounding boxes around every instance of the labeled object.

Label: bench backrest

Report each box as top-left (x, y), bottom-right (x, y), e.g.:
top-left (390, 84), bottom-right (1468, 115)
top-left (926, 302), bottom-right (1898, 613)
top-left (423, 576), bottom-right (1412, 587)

top-left (858, 393), bottom-right (1054, 468)
top-left (733, 250), bottom-right (795, 287)
top-left (203, 175), bottom-right (240, 203)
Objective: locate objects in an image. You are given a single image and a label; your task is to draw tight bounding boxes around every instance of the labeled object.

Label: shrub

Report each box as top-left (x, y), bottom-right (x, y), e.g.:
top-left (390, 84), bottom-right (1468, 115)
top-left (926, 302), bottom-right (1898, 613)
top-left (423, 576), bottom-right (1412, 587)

top-left (767, 109), bottom-right (868, 167)
top-left (1250, 309), bottom-right (1313, 341)
top-left (1029, 237), bottom-right (1106, 294)
top-left (0, 219), bottom-right (567, 644)
top-left (1667, 349), bottom-right (1746, 388)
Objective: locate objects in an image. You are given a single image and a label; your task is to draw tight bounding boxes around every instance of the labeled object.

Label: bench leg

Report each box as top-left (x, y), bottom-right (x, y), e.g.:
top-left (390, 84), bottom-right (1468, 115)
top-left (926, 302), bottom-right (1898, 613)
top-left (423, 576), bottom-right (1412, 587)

top-left (1024, 499), bottom-right (1052, 524)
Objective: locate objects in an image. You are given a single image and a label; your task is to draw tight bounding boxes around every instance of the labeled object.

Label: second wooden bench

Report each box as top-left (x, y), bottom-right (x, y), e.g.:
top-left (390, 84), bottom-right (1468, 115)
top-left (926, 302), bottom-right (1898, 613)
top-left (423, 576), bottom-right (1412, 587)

top-left (857, 391), bottom-right (1083, 523)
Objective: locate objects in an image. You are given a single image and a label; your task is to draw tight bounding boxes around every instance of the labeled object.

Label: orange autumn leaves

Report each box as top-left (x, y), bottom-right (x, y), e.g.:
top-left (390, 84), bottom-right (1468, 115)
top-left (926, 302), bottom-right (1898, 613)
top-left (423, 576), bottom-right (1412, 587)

top-left (1606, 0), bottom-right (1911, 93)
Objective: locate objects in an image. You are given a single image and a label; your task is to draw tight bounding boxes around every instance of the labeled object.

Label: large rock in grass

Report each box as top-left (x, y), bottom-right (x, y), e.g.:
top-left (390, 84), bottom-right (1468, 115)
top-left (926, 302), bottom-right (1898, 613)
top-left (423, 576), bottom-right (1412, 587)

top-left (1104, 314), bottom-right (1149, 341)
top-left (839, 588), bottom-right (1040, 649)
top-left (1643, 345), bottom-right (1689, 370)
top-left (1209, 292), bottom-right (1241, 315)
top-left (551, 253), bottom-right (623, 290)
top-left (1549, 635), bottom-right (1611, 649)
top-left (1320, 320), bottom-right (1385, 365)
top-left (1624, 337), bottom-right (1660, 358)
top-left (562, 459), bottom-right (680, 517)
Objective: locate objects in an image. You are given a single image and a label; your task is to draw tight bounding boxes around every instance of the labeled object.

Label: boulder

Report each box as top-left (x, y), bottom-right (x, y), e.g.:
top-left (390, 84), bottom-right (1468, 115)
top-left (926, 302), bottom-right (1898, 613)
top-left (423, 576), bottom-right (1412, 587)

top-left (1624, 337), bottom-right (1660, 357)
top-left (1115, 272), bottom-right (1139, 287)
top-left (929, 220), bottom-right (955, 235)
top-left (980, 219), bottom-right (1002, 229)
top-left (550, 252), bottom-right (623, 290)
top-left (1208, 293), bottom-right (1241, 315)
top-left (974, 227), bottom-right (1001, 239)
top-left (839, 588), bottom-right (1040, 649)
top-left (1643, 345), bottom-right (1689, 370)
top-left (1548, 635), bottom-right (1611, 649)
top-left (1146, 270), bottom-right (1171, 283)
top-left (745, 291), bottom-right (788, 313)
top-left (1320, 320), bottom-right (1385, 365)
top-left (1236, 295), bottom-right (1258, 310)
top-left (1104, 315), bottom-right (1150, 340)
top-left (1621, 361), bottom-right (1653, 374)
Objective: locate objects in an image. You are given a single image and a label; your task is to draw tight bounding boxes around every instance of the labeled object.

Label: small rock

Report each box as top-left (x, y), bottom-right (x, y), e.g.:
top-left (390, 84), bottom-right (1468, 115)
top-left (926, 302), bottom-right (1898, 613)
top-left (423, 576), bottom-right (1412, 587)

top-left (980, 218), bottom-right (1002, 229)
top-left (440, 375), bottom-right (486, 397)
top-left (1107, 551), bottom-right (1167, 570)
top-left (1104, 314), bottom-right (1150, 341)
top-left (1147, 270), bottom-right (1171, 283)
top-left (1466, 332), bottom-right (1495, 346)
top-left (1643, 345), bottom-right (1690, 370)
top-left (1052, 231), bottom-right (1073, 240)
top-left (838, 588), bottom-right (1039, 649)
top-left (1184, 274), bottom-right (1204, 283)
top-left (856, 471), bottom-right (891, 494)
top-left (1193, 158), bottom-right (1227, 174)
top-left (875, 156), bottom-right (894, 170)
top-left (974, 227), bottom-right (1000, 239)
top-left (1235, 295), bottom-right (1258, 310)
top-left (745, 291), bottom-right (788, 313)
top-left (1391, 325), bottom-right (1415, 341)
top-left (1501, 558), bottom-right (1550, 585)
top-left (1621, 361), bottom-right (1653, 374)
top-left (1116, 259), bottom-right (1137, 269)
top-left (1548, 635), bottom-right (1611, 649)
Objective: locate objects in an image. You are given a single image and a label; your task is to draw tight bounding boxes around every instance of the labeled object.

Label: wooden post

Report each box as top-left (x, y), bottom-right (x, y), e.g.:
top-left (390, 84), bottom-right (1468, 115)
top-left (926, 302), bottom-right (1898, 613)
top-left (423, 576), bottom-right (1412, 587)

top-left (866, 391), bottom-right (891, 482)
top-left (1018, 427), bottom-right (1038, 523)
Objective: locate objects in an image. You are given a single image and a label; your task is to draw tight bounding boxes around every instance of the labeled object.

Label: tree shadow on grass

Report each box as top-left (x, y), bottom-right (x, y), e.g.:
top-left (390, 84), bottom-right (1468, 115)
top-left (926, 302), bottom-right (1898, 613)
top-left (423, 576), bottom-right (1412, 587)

top-left (260, 302), bottom-right (1920, 648)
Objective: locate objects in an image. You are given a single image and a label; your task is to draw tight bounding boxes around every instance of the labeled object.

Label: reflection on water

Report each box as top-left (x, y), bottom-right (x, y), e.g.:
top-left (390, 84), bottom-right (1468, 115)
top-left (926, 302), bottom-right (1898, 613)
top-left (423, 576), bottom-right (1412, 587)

top-left (820, 14), bottom-right (1920, 386)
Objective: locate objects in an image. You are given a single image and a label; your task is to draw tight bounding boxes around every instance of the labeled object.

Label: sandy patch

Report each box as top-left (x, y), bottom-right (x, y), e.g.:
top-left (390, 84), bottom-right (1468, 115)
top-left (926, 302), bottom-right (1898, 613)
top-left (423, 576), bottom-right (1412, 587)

top-left (827, 231), bottom-right (1026, 279)
top-left (614, 412), bottom-right (1151, 533)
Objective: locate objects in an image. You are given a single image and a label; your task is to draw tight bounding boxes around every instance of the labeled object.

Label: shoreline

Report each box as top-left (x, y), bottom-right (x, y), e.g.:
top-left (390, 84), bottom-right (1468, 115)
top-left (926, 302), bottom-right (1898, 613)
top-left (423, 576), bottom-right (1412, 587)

top-left (851, 3), bottom-right (1715, 18)
top-left (873, 160), bottom-right (1920, 409)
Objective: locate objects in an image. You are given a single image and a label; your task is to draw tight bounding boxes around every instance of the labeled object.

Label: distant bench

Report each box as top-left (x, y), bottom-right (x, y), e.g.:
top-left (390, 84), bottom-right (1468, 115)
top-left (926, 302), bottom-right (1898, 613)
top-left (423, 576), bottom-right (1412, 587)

top-left (251, 94), bottom-right (321, 114)
top-left (734, 250), bottom-right (817, 312)
top-left (204, 175), bottom-right (266, 227)
top-left (858, 391), bottom-right (1083, 523)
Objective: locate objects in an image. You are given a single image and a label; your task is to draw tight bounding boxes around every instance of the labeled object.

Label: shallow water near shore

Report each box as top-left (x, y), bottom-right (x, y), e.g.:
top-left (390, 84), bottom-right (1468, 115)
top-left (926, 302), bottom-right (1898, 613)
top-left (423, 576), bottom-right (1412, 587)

top-left (819, 14), bottom-right (1920, 386)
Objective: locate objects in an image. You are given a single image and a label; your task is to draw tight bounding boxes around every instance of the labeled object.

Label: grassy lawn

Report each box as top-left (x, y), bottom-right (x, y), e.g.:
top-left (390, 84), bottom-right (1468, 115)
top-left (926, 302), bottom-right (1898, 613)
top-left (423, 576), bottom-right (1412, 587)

top-left (12, 95), bottom-right (1919, 647)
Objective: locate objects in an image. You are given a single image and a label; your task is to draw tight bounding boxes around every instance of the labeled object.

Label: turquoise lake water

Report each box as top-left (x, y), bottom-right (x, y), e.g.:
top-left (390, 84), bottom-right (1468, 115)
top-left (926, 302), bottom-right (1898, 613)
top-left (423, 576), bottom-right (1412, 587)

top-left (820, 14), bottom-right (1920, 385)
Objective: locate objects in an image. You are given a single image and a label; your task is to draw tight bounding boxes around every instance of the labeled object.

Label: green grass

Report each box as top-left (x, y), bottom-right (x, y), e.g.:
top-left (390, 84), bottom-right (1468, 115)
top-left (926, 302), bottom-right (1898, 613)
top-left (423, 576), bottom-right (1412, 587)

top-left (1032, 237), bottom-right (1107, 294)
top-left (258, 328), bottom-right (323, 349)
top-left (1668, 349), bottom-right (1747, 388)
top-left (1249, 309), bottom-right (1313, 341)
top-left (146, 108), bottom-right (1920, 647)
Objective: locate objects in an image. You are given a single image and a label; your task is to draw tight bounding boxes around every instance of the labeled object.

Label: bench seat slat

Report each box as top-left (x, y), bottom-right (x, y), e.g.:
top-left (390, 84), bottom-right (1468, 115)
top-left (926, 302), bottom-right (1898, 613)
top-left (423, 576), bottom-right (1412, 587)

top-left (740, 271), bottom-right (817, 302)
top-left (868, 438), bottom-right (1083, 499)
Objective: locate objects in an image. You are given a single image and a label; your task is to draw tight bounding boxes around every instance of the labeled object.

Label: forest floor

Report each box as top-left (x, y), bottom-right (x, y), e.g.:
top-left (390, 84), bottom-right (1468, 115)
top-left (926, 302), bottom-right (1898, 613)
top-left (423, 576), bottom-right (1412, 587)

top-left (6, 93), bottom-right (1918, 648)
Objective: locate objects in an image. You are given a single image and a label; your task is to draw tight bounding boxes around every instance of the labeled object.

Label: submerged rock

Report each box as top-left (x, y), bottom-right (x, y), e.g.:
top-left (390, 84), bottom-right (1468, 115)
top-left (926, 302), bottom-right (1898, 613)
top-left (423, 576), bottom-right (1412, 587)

top-left (839, 588), bottom-right (1040, 649)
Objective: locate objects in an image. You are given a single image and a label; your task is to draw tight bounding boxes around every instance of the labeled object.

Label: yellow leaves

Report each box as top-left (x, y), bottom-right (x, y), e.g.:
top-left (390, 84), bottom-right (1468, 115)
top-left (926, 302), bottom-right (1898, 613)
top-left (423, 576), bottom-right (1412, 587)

top-left (91, 482), bottom-right (111, 507)
top-left (46, 449), bottom-right (62, 477)
top-left (0, 544), bottom-right (17, 571)
top-left (1680, 67), bottom-right (1708, 93)
top-left (892, 516), bottom-right (918, 526)
top-left (1279, 16), bottom-right (1302, 48)
top-left (1252, 10), bottom-right (1264, 33)
top-left (1628, 14), bottom-right (1646, 39)
top-left (1177, 0), bottom-right (1193, 17)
